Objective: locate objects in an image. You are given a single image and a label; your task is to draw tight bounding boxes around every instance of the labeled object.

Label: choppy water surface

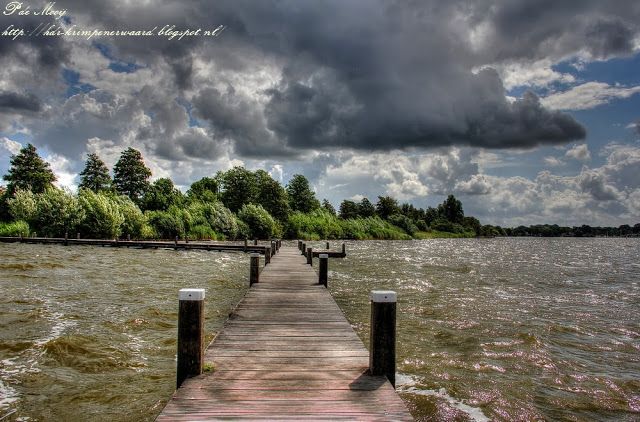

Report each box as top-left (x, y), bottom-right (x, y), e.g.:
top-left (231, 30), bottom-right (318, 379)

top-left (0, 239), bottom-right (639, 421)
top-left (330, 239), bottom-right (640, 421)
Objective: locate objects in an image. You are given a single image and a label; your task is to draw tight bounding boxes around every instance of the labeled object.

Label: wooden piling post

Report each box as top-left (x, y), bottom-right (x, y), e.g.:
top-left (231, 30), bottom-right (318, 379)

top-left (175, 236), bottom-right (179, 250)
top-left (301, 242), bottom-right (306, 255)
top-left (265, 247), bottom-right (271, 265)
top-left (342, 243), bottom-right (346, 256)
top-left (244, 239), bottom-right (248, 251)
top-left (369, 290), bottom-right (396, 387)
top-left (326, 241), bottom-right (330, 249)
top-left (319, 254), bottom-right (328, 287)
top-left (254, 239), bottom-right (258, 246)
top-left (177, 288), bottom-right (205, 389)
top-left (250, 253), bottom-right (260, 285)
top-left (298, 240), bottom-right (302, 251)
top-left (306, 247), bottom-right (313, 265)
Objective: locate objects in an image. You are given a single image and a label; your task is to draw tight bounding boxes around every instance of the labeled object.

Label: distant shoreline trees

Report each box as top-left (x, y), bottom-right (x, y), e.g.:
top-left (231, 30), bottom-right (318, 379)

top-left (1, 144), bottom-right (638, 239)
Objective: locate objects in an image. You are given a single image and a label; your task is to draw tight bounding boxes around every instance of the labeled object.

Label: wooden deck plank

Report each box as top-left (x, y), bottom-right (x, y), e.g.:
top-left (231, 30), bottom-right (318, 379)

top-left (156, 246), bottom-right (412, 421)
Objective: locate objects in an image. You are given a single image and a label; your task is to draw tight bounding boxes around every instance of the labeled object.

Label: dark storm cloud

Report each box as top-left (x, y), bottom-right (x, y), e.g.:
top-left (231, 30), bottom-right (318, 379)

top-left (479, 1), bottom-right (640, 61)
top-left (0, 13), bottom-right (70, 69)
top-left (9, 1), bottom-right (640, 158)
top-left (0, 91), bottom-right (42, 112)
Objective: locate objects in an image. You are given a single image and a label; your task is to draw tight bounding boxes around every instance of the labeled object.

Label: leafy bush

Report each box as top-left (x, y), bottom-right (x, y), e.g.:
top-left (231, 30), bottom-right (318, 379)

top-left (430, 218), bottom-right (467, 234)
top-left (341, 217), bottom-right (411, 240)
top-left (114, 195), bottom-right (146, 239)
top-left (0, 220), bottom-right (29, 237)
top-left (237, 204), bottom-right (280, 239)
top-left (187, 201), bottom-right (238, 239)
top-left (286, 210), bottom-right (344, 239)
top-left (145, 210), bottom-right (185, 239)
top-left (13, 188), bottom-right (84, 237)
top-left (388, 213), bottom-right (418, 236)
top-left (78, 189), bottom-right (124, 238)
top-left (7, 189), bottom-right (37, 222)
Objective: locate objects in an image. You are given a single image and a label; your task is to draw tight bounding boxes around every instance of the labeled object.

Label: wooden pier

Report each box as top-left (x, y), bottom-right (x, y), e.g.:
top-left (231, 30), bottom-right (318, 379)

top-left (156, 246), bottom-right (412, 421)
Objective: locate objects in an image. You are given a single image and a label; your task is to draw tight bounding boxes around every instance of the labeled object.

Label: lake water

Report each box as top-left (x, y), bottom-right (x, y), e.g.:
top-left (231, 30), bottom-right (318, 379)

top-left (0, 239), bottom-right (638, 421)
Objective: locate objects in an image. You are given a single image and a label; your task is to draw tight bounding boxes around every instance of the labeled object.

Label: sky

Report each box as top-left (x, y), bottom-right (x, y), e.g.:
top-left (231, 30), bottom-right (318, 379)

top-left (1, 0), bottom-right (639, 227)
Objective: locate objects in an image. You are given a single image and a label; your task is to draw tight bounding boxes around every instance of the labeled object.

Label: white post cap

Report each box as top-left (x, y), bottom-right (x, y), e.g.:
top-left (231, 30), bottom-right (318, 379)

top-left (319, 253), bottom-right (329, 259)
top-left (370, 290), bottom-right (396, 303)
top-left (250, 253), bottom-right (260, 258)
top-left (179, 288), bottom-right (205, 301)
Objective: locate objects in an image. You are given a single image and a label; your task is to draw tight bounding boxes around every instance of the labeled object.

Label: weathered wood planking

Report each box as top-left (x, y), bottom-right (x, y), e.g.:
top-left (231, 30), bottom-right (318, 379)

top-left (156, 247), bottom-right (412, 421)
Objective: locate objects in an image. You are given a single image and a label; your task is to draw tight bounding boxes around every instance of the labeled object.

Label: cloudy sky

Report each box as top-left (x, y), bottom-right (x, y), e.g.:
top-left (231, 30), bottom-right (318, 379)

top-left (1, 0), bottom-right (639, 226)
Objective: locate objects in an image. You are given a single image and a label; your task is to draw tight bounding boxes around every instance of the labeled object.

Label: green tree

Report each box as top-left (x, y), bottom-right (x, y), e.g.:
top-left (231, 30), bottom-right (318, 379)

top-left (358, 197), bottom-right (376, 217)
top-left (3, 143), bottom-right (56, 195)
top-left (321, 199), bottom-right (336, 215)
top-left (218, 166), bottom-right (258, 212)
top-left (339, 200), bottom-right (359, 219)
top-left (375, 196), bottom-right (400, 219)
top-left (112, 147), bottom-right (151, 203)
top-left (462, 216), bottom-right (481, 236)
top-left (78, 153), bottom-right (112, 192)
top-left (286, 174), bottom-right (320, 213)
top-left (141, 178), bottom-right (184, 211)
top-left (255, 170), bottom-right (290, 222)
top-left (439, 194), bottom-right (464, 223)
top-left (187, 177), bottom-right (218, 203)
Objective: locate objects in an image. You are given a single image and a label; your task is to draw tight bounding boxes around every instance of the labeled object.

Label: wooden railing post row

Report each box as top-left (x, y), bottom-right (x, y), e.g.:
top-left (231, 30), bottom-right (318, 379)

top-left (369, 290), bottom-right (397, 388)
top-left (319, 253), bottom-right (328, 287)
top-left (265, 247), bottom-right (271, 265)
top-left (250, 253), bottom-right (260, 285)
top-left (177, 288), bottom-right (205, 389)
top-left (306, 247), bottom-right (313, 265)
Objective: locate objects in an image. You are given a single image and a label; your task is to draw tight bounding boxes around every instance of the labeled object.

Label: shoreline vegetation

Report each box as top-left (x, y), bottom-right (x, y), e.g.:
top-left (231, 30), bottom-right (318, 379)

top-left (1, 144), bottom-right (638, 240)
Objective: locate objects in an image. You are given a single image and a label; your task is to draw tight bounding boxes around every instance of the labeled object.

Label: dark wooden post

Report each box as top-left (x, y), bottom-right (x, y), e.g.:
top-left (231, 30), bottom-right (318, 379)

top-left (306, 247), bottom-right (313, 265)
top-left (175, 236), bottom-right (179, 250)
top-left (298, 240), bottom-right (302, 251)
top-left (301, 242), bottom-right (306, 255)
top-left (369, 290), bottom-right (396, 388)
top-left (342, 243), bottom-right (346, 256)
top-left (244, 239), bottom-right (248, 251)
top-left (326, 241), bottom-right (330, 249)
top-left (64, 231), bottom-right (68, 246)
top-left (319, 253), bottom-right (328, 287)
top-left (250, 253), bottom-right (260, 285)
top-left (270, 242), bottom-right (276, 256)
top-left (253, 239), bottom-right (258, 246)
top-left (265, 247), bottom-right (271, 265)
top-left (177, 288), bottom-right (205, 389)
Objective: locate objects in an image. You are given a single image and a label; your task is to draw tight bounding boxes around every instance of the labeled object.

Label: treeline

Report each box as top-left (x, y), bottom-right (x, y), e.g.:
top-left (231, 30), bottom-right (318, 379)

top-left (503, 224), bottom-right (640, 237)
top-left (0, 144), bottom-right (485, 240)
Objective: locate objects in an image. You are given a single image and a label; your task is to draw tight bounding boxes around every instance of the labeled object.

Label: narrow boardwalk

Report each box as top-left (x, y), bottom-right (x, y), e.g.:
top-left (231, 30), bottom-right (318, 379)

top-left (157, 247), bottom-right (412, 421)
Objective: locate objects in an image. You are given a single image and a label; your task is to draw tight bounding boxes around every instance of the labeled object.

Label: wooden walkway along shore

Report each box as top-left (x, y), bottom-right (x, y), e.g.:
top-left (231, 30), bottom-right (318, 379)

top-left (157, 246), bottom-right (412, 421)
